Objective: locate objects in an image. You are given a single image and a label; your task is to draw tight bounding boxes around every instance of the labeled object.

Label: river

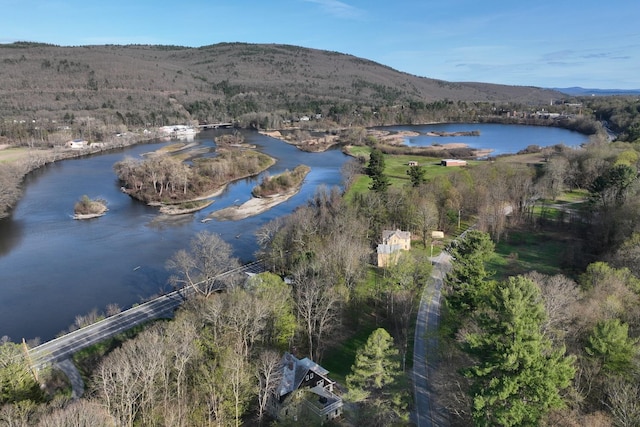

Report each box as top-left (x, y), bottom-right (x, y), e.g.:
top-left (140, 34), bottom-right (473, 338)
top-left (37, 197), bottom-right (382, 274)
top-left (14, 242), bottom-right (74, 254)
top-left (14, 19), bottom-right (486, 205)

top-left (0, 125), bottom-right (588, 342)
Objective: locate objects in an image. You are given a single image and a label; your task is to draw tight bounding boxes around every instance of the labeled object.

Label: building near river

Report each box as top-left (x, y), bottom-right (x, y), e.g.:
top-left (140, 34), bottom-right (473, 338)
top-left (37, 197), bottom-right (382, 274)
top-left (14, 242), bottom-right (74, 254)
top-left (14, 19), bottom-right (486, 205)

top-left (269, 352), bottom-right (343, 424)
top-left (377, 229), bottom-right (411, 267)
top-left (441, 159), bottom-right (467, 167)
top-left (65, 139), bottom-right (88, 149)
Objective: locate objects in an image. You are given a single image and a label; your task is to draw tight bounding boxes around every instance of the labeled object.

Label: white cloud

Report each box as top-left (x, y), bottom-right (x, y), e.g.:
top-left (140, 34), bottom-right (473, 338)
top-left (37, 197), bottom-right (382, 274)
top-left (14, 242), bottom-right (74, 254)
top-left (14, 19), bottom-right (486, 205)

top-left (302, 0), bottom-right (364, 19)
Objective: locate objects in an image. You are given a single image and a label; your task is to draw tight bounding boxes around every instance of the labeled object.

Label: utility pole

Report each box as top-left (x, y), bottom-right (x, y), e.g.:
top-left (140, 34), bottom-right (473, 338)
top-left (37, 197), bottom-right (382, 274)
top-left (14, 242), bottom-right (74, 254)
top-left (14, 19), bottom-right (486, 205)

top-left (22, 338), bottom-right (39, 382)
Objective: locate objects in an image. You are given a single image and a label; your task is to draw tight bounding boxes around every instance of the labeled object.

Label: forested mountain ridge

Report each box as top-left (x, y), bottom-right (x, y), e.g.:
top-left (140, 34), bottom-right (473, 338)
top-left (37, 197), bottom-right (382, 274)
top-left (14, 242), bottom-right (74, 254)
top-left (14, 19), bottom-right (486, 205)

top-left (0, 42), bottom-right (562, 126)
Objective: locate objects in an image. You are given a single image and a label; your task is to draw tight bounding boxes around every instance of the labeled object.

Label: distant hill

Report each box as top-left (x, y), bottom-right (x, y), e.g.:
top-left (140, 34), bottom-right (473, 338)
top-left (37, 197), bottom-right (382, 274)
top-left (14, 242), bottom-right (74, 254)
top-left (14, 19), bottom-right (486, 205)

top-left (553, 87), bottom-right (640, 96)
top-left (0, 42), bottom-right (563, 126)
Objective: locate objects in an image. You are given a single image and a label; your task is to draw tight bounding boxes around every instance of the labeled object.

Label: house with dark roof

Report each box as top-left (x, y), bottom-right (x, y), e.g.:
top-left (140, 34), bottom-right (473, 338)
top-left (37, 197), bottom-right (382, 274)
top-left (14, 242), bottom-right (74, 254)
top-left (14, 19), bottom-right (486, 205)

top-left (269, 352), bottom-right (343, 424)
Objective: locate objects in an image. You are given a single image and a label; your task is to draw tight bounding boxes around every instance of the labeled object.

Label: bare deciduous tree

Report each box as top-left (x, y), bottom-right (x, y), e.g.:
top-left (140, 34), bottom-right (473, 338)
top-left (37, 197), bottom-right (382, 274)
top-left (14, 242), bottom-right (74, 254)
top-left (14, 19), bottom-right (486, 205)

top-left (255, 350), bottom-right (283, 425)
top-left (605, 377), bottom-right (640, 427)
top-left (292, 269), bottom-right (343, 362)
top-left (36, 400), bottom-right (117, 427)
top-left (166, 231), bottom-right (241, 297)
top-left (525, 271), bottom-right (580, 343)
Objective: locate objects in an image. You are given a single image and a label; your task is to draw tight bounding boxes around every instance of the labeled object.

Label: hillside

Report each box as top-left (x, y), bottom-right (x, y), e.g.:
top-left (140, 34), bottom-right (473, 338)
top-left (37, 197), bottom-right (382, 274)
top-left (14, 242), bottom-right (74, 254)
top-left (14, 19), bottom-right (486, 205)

top-left (0, 42), bottom-right (562, 128)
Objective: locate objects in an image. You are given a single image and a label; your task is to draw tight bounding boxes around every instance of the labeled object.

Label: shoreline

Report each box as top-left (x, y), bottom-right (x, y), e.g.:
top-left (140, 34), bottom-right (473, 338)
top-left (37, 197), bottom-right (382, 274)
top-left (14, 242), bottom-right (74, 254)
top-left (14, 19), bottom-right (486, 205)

top-left (202, 190), bottom-right (299, 222)
top-left (260, 128), bottom-right (493, 158)
top-left (259, 130), bottom-right (340, 152)
top-left (73, 210), bottom-right (108, 220)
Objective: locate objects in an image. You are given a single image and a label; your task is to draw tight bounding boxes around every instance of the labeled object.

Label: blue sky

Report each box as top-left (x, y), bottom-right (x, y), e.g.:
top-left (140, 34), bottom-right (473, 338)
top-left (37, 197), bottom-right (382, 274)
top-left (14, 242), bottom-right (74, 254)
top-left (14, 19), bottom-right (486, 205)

top-left (1, 0), bottom-right (638, 89)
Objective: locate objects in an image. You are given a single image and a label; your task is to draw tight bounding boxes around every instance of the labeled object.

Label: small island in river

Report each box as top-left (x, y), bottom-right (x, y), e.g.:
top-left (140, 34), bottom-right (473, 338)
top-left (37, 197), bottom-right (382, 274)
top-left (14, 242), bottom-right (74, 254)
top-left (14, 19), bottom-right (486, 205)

top-left (203, 165), bottom-right (311, 222)
top-left (73, 195), bottom-right (108, 220)
top-left (115, 147), bottom-right (275, 215)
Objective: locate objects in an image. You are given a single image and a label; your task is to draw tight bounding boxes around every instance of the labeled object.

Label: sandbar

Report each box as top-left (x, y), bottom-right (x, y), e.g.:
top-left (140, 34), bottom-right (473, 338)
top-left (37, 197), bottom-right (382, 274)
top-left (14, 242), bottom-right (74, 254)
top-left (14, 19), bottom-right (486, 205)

top-left (202, 189), bottom-right (298, 222)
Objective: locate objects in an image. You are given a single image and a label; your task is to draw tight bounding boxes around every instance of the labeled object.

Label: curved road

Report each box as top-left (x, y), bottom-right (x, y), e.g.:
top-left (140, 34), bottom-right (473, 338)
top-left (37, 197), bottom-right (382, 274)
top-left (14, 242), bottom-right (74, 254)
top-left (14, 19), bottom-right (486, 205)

top-left (412, 251), bottom-right (451, 427)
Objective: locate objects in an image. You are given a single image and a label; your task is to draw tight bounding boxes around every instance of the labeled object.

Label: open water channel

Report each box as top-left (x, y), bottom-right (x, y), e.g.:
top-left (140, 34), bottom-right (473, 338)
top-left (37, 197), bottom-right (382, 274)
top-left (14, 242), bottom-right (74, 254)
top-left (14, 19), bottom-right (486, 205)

top-left (0, 124), bottom-right (589, 342)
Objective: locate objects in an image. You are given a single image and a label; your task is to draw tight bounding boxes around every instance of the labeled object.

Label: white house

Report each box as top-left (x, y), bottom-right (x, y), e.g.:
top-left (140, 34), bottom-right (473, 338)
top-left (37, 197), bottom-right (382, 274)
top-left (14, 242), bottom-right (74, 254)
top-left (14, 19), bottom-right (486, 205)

top-left (66, 139), bottom-right (88, 149)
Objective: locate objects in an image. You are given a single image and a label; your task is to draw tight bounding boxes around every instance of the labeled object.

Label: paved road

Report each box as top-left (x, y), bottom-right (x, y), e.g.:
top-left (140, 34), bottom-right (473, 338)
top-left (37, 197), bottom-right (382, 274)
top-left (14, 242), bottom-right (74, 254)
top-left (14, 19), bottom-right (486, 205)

top-left (29, 290), bottom-right (183, 368)
top-left (55, 358), bottom-right (84, 399)
top-left (28, 261), bottom-right (266, 369)
top-left (412, 252), bottom-right (451, 427)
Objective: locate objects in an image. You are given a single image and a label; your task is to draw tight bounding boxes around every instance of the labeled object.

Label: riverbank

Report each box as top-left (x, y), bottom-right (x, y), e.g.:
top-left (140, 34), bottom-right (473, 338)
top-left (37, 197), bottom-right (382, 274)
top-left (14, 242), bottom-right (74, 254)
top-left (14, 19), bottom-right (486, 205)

top-left (0, 132), bottom-right (161, 219)
top-left (259, 130), bottom-right (340, 152)
top-left (260, 128), bottom-right (493, 158)
top-left (73, 210), bottom-right (108, 220)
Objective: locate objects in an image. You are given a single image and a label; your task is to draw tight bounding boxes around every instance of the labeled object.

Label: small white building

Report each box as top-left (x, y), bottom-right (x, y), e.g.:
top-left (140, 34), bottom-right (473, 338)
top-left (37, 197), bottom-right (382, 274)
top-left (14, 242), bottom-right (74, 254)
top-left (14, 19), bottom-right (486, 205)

top-left (66, 139), bottom-right (88, 149)
top-left (441, 159), bottom-right (467, 167)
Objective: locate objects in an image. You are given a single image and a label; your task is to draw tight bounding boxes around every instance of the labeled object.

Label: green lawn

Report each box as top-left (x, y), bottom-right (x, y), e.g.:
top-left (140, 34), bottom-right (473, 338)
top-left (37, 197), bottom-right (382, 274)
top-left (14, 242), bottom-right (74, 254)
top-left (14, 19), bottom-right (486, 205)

top-left (321, 318), bottom-right (378, 385)
top-left (487, 229), bottom-right (569, 281)
top-left (344, 145), bottom-right (476, 199)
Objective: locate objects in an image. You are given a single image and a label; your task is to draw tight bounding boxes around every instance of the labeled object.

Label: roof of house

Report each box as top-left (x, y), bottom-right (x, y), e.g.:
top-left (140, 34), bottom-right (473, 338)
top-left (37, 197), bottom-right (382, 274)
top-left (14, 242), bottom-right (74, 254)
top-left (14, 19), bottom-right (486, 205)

top-left (382, 229), bottom-right (411, 241)
top-left (278, 352), bottom-right (331, 397)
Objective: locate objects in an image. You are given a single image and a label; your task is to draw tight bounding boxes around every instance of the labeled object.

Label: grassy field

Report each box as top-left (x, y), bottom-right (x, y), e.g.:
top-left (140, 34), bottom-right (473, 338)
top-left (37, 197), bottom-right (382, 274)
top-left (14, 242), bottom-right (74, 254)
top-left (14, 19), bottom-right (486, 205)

top-left (0, 146), bottom-right (33, 163)
top-left (487, 228), bottom-right (572, 281)
top-left (344, 145), bottom-right (477, 199)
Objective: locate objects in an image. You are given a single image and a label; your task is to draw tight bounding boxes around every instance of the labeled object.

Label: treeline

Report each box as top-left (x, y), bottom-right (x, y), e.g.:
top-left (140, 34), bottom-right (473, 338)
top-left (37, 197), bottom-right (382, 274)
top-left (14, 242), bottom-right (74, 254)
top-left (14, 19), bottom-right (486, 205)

top-left (0, 164), bottom-right (23, 220)
top-left (583, 95), bottom-right (640, 141)
top-left (114, 149), bottom-right (274, 204)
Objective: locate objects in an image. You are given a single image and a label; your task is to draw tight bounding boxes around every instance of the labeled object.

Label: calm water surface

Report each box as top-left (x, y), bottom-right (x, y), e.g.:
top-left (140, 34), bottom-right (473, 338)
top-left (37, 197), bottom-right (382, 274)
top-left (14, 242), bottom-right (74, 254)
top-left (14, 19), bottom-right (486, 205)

top-left (387, 123), bottom-right (588, 155)
top-left (0, 125), bottom-right (588, 342)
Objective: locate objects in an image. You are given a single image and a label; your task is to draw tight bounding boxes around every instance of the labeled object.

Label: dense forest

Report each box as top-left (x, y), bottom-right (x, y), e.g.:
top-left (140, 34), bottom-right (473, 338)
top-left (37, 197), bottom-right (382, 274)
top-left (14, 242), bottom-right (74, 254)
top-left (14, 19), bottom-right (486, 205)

top-left (1, 42), bottom-right (640, 426)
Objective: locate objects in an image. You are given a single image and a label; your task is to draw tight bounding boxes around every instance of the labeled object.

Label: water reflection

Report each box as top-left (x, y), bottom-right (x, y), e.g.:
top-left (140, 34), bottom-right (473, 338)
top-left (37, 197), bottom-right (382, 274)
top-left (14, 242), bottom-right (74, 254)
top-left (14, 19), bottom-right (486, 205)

top-left (0, 215), bottom-right (23, 256)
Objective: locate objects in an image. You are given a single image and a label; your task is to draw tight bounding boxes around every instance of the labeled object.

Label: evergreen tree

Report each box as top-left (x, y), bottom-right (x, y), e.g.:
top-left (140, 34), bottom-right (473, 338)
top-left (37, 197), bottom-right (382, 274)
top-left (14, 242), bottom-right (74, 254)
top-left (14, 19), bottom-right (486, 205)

top-left (0, 340), bottom-right (43, 405)
top-left (407, 165), bottom-right (426, 187)
top-left (463, 276), bottom-right (576, 427)
top-left (445, 230), bottom-right (496, 318)
top-left (366, 148), bottom-right (390, 193)
top-left (347, 328), bottom-right (400, 394)
top-left (365, 148), bottom-right (385, 178)
top-left (346, 328), bottom-right (410, 425)
top-left (585, 318), bottom-right (638, 374)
